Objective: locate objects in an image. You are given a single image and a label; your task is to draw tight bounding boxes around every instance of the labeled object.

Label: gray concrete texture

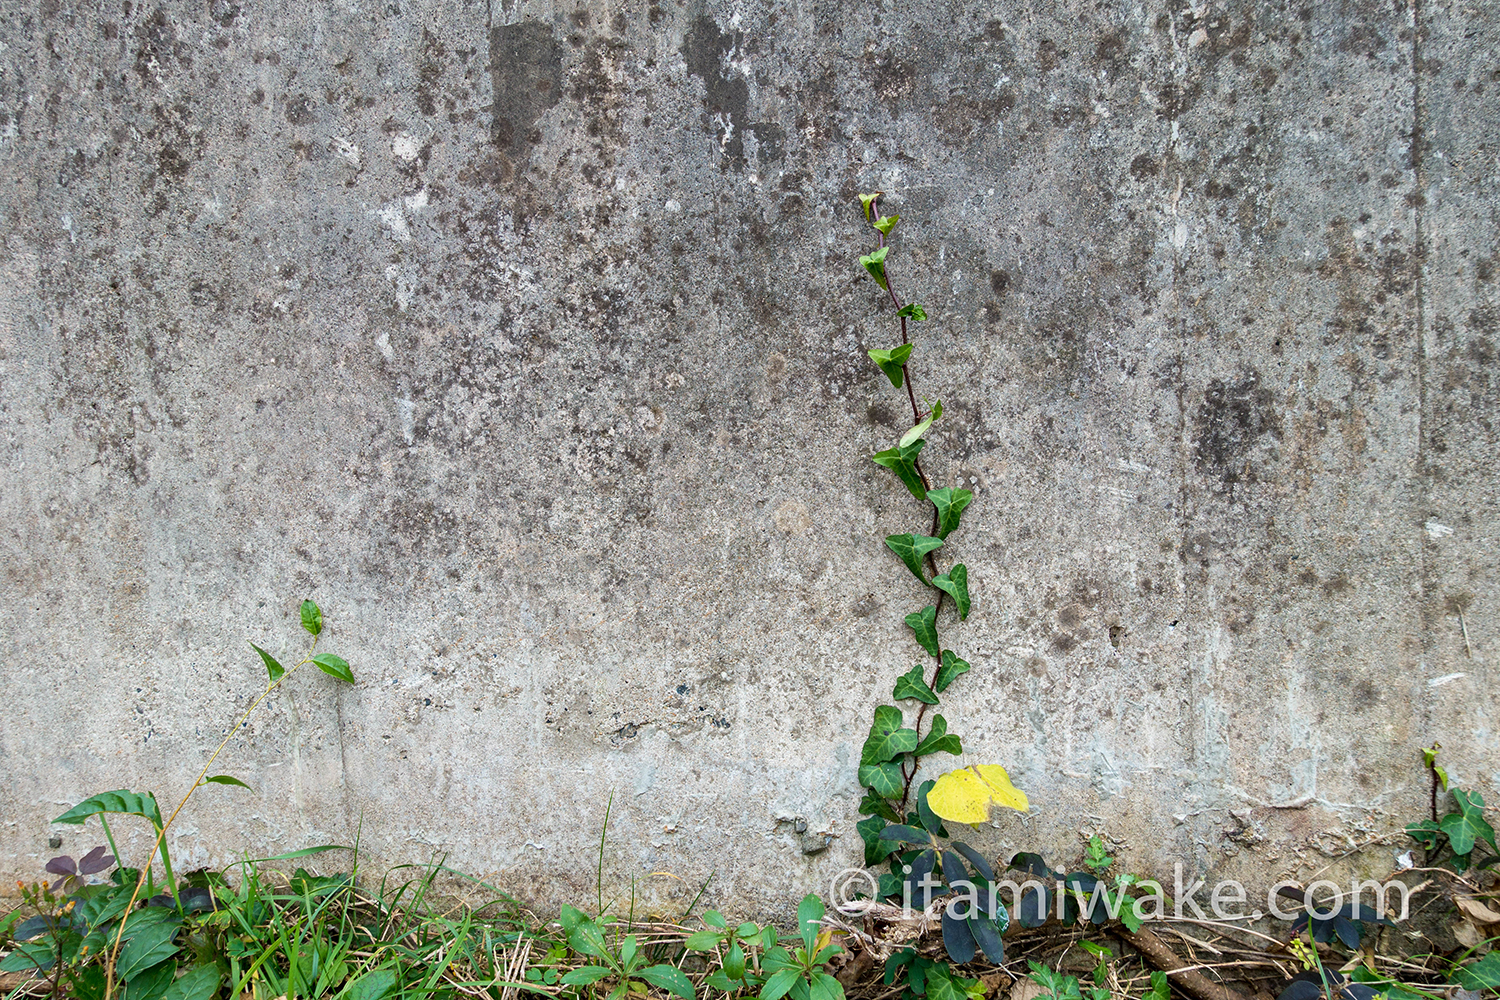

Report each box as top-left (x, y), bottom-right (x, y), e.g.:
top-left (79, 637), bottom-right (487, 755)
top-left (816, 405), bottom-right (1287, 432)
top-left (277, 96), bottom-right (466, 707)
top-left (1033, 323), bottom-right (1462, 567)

top-left (1, 0), bottom-right (1496, 919)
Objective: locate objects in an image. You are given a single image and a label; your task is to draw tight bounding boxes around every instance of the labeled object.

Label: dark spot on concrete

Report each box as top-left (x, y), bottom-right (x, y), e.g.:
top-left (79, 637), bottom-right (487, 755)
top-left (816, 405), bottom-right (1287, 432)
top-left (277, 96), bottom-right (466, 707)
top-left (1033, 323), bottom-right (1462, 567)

top-left (489, 21), bottom-right (563, 157)
top-left (1107, 624), bottom-right (1126, 649)
top-left (1058, 604), bottom-right (1083, 628)
top-left (990, 269), bottom-right (1011, 298)
top-left (1130, 153), bottom-right (1158, 179)
top-left (250, 87), bottom-right (264, 104)
top-left (1193, 372), bottom-right (1282, 487)
top-left (284, 93), bottom-right (313, 125)
top-left (1037, 39), bottom-right (1062, 72)
top-left (1321, 571), bottom-right (1352, 597)
top-left (1050, 631), bottom-right (1077, 653)
top-left (684, 16), bottom-right (749, 170)
top-left (748, 122), bottom-right (785, 166)
top-left (851, 593), bottom-right (882, 618)
top-left (134, 8), bottom-right (190, 85)
top-left (208, 0), bottom-right (239, 27)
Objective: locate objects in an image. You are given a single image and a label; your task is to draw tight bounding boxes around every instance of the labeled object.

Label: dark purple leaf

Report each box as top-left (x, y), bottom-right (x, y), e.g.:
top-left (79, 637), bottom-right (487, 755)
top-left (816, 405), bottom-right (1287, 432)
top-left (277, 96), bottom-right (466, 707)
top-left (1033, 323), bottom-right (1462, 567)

top-left (940, 909), bottom-right (976, 964)
top-left (940, 851), bottom-right (968, 888)
top-left (968, 914), bottom-right (1004, 964)
top-left (45, 856), bottom-right (77, 877)
top-left (78, 846), bottom-right (115, 874)
top-left (950, 842), bottom-right (995, 883)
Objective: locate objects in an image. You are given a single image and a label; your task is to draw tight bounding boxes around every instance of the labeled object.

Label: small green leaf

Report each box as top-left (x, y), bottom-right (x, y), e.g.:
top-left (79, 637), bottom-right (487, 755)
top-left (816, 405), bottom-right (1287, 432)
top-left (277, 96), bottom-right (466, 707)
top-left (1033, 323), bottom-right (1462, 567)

top-left (859, 792), bottom-right (901, 823)
top-left (249, 642), bottom-right (285, 683)
top-left (900, 414), bottom-right (934, 448)
top-left (858, 192), bottom-right (881, 223)
top-left (639, 964), bottom-right (696, 1000)
top-left (1442, 789), bottom-right (1497, 856)
top-left (861, 705), bottom-right (919, 765)
top-left (871, 439), bottom-right (928, 500)
top-left (346, 969), bottom-right (398, 1000)
top-left (54, 790), bottom-right (164, 830)
top-left (897, 303), bottom-right (928, 322)
top-left (914, 715), bottom-right (962, 756)
top-left (810, 972), bottom-right (845, 1000)
top-left (561, 967), bottom-right (613, 986)
top-left (886, 535), bottom-right (944, 586)
top-left (300, 600), bottom-right (323, 636)
top-left (684, 930), bottom-right (723, 951)
top-left (860, 247), bottom-right (889, 289)
top-left (121, 959), bottom-right (176, 1000)
top-left (1453, 952), bottom-right (1500, 990)
top-left (797, 894), bottom-right (825, 952)
top-left (926, 487), bottom-right (973, 540)
top-left (162, 964), bottom-right (222, 1000)
top-left (202, 775), bottom-right (252, 791)
top-left (311, 653), bottom-right (354, 684)
top-left (934, 651), bottom-right (970, 693)
top-left (893, 665), bottom-right (938, 705)
top-left (859, 762), bottom-right (905, 798)
top-left (873, 214), bottom-right (899, 236)
top-left (867, 343), bottom-right (913, 388)
top-left (702, 910), bottom-right (728, 930)
top-left (857, 815), bottom-right (899, 866)
top-left (932, 565), bottom-right (971, 620)
top-left (761, 968), bottom-right (802, 1000)
top-left (117, 920), bottom-right (180, 982)
top-left (904, 606), bottom-right (940, 657)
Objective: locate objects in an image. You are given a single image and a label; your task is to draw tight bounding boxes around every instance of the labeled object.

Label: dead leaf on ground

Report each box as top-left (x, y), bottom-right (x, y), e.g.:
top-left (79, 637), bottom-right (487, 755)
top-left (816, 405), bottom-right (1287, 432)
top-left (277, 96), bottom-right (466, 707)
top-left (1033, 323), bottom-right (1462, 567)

top-left (1456, 896), bottom-right (1500, 924)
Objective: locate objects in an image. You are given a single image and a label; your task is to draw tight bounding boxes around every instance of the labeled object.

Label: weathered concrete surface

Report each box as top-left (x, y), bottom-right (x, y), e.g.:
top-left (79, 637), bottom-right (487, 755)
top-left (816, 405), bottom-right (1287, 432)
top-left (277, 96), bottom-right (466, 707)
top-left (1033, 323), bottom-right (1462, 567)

top-left (1, 0), bottom-right (1496, 919)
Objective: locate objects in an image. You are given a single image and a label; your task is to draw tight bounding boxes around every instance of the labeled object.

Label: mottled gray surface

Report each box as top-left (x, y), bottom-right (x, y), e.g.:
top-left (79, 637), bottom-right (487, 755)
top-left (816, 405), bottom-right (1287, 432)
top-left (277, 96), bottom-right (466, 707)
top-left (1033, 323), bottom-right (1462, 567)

top-left (1, 0), bottom-right (1496, 920)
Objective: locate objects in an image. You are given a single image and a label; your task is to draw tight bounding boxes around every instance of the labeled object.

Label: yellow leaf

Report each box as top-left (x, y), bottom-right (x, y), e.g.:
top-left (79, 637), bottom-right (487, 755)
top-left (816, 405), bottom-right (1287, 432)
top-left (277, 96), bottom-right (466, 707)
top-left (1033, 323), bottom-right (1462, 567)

top-left (927, 765), bottom-right (1029, 824)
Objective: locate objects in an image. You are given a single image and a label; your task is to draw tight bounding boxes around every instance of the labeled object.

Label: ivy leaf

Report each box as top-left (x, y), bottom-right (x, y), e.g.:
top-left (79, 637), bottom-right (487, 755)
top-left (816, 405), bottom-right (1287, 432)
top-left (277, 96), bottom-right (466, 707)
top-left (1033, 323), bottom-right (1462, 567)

top-left (927, 487), bottom-right (973, 539)
top-left (873, 214), bottom-right (899, 236)
top-left (914, 715), bottom-right (962, 756)
top-left (859, 792), bottom-right (901, 823)
top-left (886, 535), bottom-right (943, 586)
top-left (932, 565), bottom-right (971, 620)
top-left (202, 775), bottom-right (251, 791)
top-left (871, 438), bottom-right (928, 500)
top-left (859, 763), bottom-right (905, 798)
top-left (900, 414), bottom-right (934, 448)
top-left (311, 653), bottom-right (354, 684)
top-left (1441, 790), bottom-right (1497, 856)
top-left (1453, 952), bottom-right (1500, 991)
top-left (898, 303), bottom-right (928, 322)
top-left (893, 665), bottom-right (938, 704)
top-left (927, 765), bottom-right (1029, 825)
top-left (249, 642), bottom-right (284, 683)
top-left (861, 706), bottom-right (919, 765)
top-left (904, 606), bottom-right (940, 657)
top-left (934, 651), bottom-right (970, 693)
top-left (860, 247), bottom-right (889, 289)
top-left (858, 815), bottom-right (900, 866)
top-left (858, 192), bottom-right (881, 223)
top-left (299, 600), bottom-right (322, 636)
top-left (867, 344), bottom-right (913, 388)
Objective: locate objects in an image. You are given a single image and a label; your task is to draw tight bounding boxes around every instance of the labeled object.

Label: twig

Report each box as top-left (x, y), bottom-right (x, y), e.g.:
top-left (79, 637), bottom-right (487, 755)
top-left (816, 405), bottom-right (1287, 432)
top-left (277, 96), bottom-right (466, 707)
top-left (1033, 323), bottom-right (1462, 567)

top-left (1120, 926), bottom-right (1252, 1000)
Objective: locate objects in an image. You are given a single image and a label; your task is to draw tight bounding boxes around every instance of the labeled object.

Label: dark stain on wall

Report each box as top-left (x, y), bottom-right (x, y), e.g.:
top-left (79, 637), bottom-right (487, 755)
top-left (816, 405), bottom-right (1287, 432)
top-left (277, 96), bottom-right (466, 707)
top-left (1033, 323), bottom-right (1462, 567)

top-left (489, 20), bottom-right (563, 157)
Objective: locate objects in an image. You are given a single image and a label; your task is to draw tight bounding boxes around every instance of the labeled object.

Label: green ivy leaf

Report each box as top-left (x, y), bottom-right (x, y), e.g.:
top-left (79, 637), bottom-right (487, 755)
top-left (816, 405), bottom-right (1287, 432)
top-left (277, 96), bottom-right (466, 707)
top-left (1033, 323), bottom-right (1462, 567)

top-left (249, 642), bottom-right (284, 683)
top-left (299, 600), bottom-right (323, 636)
top-left (927, 487), bottom-right (973, 540)
top-left (857, 815), bottom-right (899, 865)
top-left (859, 792), bottom-right (901, 823)
top-left (932, 565), bottom-right (971, 620)
top-left (897, 303), bottom-right (928, 321)
top-left (872, 439), bottom-right (928, 500)
top-left (873, 214), bottom-right (899, 236)
top-left (861, 705), bottom-right (919, 765)
top-left (893, 665), bottom-right (938, 705)
top-left (1453, 952), bottom-right (1500, 990)
top-left (54, 790), bottom-right (164, 830)
top-left (858, 192), bottom-right (881, 223)
top-left (900, 414), bottom-right (934, 448)
top-left (1442, 789), bottom-right (1497, 856)
top-left (934, 651), bottom-right (970, 693)
top-left (202, 775), bottom-right (251, 791)
top-left (860, 246), bottom-right (889, 289)
top-left (867, 344), bottom-right (913, 387)
top-left (859, 763), bottom-right (905, 798)
top-left (311, 653), bottom-right (354, 684)
top-left (886, 535), bottom-right (943, 586)
top-left (914, 715), bottom-right (962, 756)
top-left (904, 606), bottom-right (940, 657)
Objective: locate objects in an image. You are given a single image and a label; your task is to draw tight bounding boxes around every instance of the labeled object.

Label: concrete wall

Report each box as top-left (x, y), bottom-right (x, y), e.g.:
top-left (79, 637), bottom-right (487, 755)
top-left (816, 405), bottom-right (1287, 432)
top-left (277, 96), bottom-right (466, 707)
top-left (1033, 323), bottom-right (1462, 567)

top-left (1, 0), bottom-right (1496, 918)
